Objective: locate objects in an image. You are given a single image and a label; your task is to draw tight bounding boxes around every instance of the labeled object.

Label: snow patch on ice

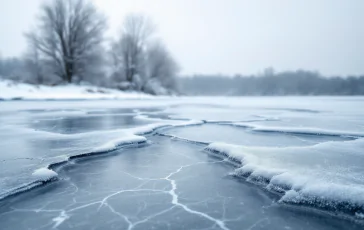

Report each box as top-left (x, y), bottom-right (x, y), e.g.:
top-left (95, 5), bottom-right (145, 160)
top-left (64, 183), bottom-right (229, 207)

top-left (156, 133), bottom-right (210, 145)
top-left (173, 119), bottom-right (205, 127)
top-left (356, 212), bottom-right (364, 219)
top-left (229, 122), bottom-right (364, 138)
top-left (129, 123), bottom-right (171, 135)
top-left (32, 168), bottom-right (58, 181)
top-left (92, 134), bottom-right (147, 153)
top-left (134, 114), bottom-right (165, 122)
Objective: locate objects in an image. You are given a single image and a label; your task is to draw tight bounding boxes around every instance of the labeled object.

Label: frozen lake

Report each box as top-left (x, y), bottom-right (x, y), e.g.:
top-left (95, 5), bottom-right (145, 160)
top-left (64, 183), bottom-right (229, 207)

top-left (0, 97), bottom-right (364, 230)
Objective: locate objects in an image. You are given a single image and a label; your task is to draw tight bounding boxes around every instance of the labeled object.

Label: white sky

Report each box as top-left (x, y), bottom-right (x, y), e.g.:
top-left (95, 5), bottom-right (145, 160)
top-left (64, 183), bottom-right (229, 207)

top-left (0, 0), bottom-right (363, 76)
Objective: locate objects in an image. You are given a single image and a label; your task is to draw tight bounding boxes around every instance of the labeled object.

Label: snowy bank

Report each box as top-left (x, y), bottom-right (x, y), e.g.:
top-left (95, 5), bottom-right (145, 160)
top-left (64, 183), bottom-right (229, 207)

top-left (0, 79), bottom-right (151, 100)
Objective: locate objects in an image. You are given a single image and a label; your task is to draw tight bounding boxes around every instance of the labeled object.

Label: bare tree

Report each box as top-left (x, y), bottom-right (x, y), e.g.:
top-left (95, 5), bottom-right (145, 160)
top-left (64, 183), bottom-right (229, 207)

top-left (0, 57), bottom-right (24, 81)
top-left (111, 14), bottom-right (180, 94)
top-left (145, 41), bottom-right (179, 92)
top-left (111, 14), bottom-right (155, 89)
top-left (27, 0), bottom-right (107, 83)
top-left (23, 42), bottom-right (44, 84)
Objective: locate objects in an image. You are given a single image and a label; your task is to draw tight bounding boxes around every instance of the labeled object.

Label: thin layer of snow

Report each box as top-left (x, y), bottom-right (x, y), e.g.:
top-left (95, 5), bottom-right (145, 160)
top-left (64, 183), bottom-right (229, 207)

top-left (230, 122), bottom-right (364, 138)
top-left (135, 113), bottom-right (205, 126)
top-left (32, 168), bottom-right (58, 181)
top-left (0, 79), bottom-right (151, 100)
top-left (173, 119), bottom-right (205, 127)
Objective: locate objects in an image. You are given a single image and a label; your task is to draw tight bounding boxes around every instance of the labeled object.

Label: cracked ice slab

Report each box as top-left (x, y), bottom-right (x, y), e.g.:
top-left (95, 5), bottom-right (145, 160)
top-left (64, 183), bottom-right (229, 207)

top-left (0, 106), bottom-right (203, 199)
top-left (0, 136), bottom-right (362, 230)
top-left (1, 98), bottom-right (364, 229)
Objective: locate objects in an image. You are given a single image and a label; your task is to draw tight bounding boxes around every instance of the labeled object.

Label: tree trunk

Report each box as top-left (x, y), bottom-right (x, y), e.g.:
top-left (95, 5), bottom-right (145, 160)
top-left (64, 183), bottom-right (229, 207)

top-left (64, 60), bottom-right (74, 83)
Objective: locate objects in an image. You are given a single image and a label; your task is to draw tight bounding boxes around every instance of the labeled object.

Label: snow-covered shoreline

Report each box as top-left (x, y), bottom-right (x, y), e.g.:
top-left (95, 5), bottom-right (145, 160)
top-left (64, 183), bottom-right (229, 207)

top-left (0, 79), bottom-right (152, 100)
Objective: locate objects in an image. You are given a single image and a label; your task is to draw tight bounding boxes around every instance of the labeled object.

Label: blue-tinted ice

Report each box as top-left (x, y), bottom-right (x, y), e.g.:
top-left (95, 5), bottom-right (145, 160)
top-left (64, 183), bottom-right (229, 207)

top-left (0, 97), bottom-right (364, 229)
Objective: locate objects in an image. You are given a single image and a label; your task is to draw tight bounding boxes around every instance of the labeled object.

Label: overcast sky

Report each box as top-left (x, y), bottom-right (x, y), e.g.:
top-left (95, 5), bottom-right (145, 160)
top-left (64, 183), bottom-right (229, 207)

top-left (0, 0), bottom-right (363, 76)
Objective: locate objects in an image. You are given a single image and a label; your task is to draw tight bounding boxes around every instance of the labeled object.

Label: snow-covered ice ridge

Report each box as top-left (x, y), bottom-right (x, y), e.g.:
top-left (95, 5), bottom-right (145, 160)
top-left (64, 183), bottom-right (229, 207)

top-left (224, 122), bottom-right (364, 138)
top-left (0, 134), bottom-right (147, 201)
top-left (205, 140), bottom-right (364, 218)
top-left (0, 79), bottom-right (151, 100)
top-left (0, 120), bottom-right (204, 201)
top-left (156, 132), bottom-right (210, 146)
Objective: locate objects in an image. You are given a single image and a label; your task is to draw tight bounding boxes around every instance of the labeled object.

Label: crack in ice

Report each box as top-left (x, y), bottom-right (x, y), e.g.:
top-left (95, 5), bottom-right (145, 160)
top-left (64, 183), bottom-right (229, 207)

top-left (162, 161), bottom-right (230, 230)
top-left (5, 157), bottom-right (229, 230)
top-left (52, 211), bottom-right (69, 229)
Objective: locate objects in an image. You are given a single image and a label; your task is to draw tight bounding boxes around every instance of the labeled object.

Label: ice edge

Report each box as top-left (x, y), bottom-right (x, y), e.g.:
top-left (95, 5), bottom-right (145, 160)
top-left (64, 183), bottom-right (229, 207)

top-left (204, 143), bottom-right (364, 220)
top-left (0, 120), bottom-right (204, 202)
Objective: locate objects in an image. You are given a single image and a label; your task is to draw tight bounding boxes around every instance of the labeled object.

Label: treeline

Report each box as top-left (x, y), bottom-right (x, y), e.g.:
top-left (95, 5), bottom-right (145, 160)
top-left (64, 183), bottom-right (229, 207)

top-left (181, 70), bottom-right (364, 96)
top-left (0, 0), bottom-right (179, 95)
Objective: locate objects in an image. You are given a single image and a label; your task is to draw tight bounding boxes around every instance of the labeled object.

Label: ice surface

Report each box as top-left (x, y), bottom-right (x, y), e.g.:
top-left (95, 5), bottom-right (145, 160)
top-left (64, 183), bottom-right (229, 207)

top-left (1, 136), bottom-right (362, 230)
top-left (31, 114), bottom-right (154, 134)
top-left (159, 124), bottom-right (348, 147)
top-left (164, 105), bottom-right (269, 122)
top-left (0, 106), bottom-right (207, 199)
top-left (1, 97), bottom-right (364, 227)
